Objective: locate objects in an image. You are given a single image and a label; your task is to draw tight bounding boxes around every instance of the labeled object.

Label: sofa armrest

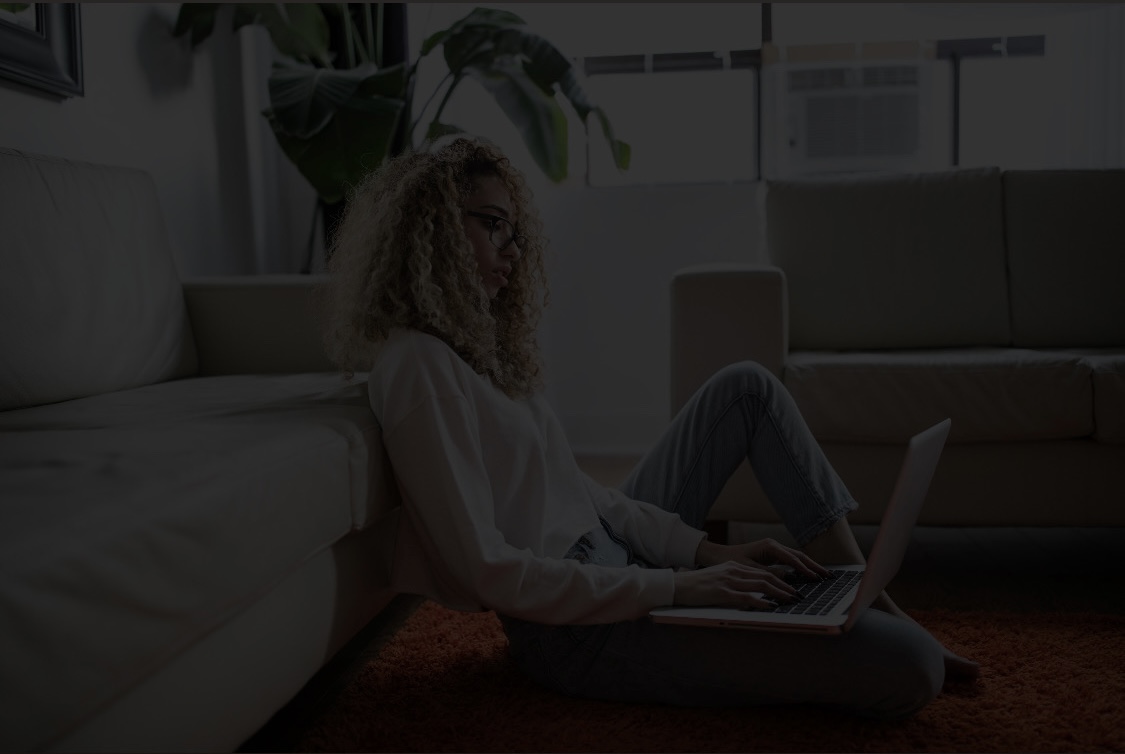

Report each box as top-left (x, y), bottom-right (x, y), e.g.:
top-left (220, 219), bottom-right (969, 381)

top-left (182, 275), bottom-right (337, 376)
top-left (670, 263), bottom-right (788, 415)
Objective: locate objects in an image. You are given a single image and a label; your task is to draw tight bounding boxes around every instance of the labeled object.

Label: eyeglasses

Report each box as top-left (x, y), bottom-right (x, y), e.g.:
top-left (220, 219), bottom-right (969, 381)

top-left (466, 210), bottom-right (527, 252)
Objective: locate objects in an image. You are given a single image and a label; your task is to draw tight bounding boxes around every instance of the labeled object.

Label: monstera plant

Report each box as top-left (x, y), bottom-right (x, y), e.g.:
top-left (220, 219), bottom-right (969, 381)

top-left (174, 3), bottom-right (630, 208)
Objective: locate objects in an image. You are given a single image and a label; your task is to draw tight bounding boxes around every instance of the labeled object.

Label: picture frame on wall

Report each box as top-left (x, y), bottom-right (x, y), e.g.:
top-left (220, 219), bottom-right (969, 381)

top-left (0, 3), bottom-right (83, 98)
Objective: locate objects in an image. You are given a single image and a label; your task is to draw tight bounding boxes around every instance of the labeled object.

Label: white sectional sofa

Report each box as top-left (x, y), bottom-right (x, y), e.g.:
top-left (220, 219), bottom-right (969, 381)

top-left (672, 167), bottom-right (1125, 528)
top-left (0, 148), bottom-right (402, 751)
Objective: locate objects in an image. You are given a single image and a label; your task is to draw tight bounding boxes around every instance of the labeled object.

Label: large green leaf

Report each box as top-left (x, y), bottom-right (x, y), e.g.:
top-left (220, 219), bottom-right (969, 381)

top-left (174, 3), bottom-right (330, 64)
top-left (442, 24), bottom-right (497, 73)
top-left (435, 12), bottom-right (572, 90)
top-left (268, 61), bottom-right (403, 139)
top-left (420, 6), bottom-right (525, 58)
top-left (268, 62), bottom-right (372, 138)
top-left (356, 61), bottom-right (407, 99)
top-left (462, 59), bottom-right (567, 182)
top-left (419, 28), bottom-right (453, 59)
top-left (558, 68), bottom-right (631, 171)
top-left (230, 4), bottom-right (265, 33)
top-left (425, 121), bottom-right (467, 141)
top-left (267, 96), bottom-right (405, 204)
top-left (491, 28), bottom-right (570, 96)
top-left (434, 16), bottom-right (627, 174)
top-left (593, 109), bottom-right (631, 171)
top-left (449, 6), bottom-right (527, 31)
top-left (440, 8), bottom-right (545, 72)
top-left (239, 4), bottom-right (331, 64)
top-left (173, 3), bottom-right (221, 46)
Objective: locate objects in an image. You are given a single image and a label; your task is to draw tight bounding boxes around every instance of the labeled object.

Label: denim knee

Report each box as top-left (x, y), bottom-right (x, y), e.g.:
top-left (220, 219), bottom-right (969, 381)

top-left (705, 360), bottom-right (779, 403)
top-left (861, 626), bottom-right (945, 719)
top-left (869, 658), bottom-right (943, 719)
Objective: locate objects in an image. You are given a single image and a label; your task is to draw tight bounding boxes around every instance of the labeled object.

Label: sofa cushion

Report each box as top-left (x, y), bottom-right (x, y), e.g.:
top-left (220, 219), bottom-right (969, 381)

top-left (0, 148), bottom-right (197, 411)
top-left (783, 348), bottom-right (1093, 443)
top-left (1004, 170), bottom-right (1125, 348)
top-left (1063, 349), bottom-right (1125, 444)
top-left (767, 168), bottom-right (1010, 351)
top-left (0, 373), bottom-right (396, 750)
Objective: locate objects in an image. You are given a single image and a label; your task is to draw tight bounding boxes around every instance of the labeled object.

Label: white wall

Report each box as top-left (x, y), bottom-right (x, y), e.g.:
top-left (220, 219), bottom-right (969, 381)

top-left (0, 3), bottom-right (313, 277)
top-left (535, 182), bottom-right (767, 454)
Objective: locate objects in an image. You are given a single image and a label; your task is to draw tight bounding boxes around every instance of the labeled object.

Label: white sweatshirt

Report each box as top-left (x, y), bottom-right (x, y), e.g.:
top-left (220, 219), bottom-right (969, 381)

top-left (366, 328), bottom-right (705, 625)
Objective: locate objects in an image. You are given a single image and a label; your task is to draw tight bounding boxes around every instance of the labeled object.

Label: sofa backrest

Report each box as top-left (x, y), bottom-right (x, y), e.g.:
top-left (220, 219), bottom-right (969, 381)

top-left (1004, 170), bottom-right (1125, 348)
top-left (766, 168), bottom-right (1011, 351)
top-left (0, 148), bottom-right (197, 411)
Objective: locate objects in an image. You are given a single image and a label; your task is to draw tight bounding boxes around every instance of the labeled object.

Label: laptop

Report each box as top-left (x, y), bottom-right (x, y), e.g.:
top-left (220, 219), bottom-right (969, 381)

top-left (650, 418), bottom-right (951, 635)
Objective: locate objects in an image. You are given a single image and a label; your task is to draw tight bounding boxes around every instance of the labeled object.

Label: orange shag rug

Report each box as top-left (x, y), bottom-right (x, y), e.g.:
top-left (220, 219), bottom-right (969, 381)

top-left (295, 602), bottom-right (1125, 752)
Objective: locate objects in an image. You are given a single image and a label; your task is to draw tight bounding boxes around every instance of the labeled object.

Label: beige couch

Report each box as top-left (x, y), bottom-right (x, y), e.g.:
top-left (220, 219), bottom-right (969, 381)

top-left (672, 167), bottom-right (1125, 528)
top-left (0, 148), bottom-right (402, 752)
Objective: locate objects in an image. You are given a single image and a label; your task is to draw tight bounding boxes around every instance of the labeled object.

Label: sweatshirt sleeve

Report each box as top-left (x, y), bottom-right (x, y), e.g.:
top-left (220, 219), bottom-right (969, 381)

top-left (383, 393), bottom-right (679, 624)
top-left (582, 473), bottom-right (706, 569)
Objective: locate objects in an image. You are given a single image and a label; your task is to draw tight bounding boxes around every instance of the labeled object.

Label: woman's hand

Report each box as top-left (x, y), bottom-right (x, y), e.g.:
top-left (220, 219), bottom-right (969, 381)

top-left (696, 537), bottom-right (830, 581)
top-left (673, 561), bottom-right (802, 610)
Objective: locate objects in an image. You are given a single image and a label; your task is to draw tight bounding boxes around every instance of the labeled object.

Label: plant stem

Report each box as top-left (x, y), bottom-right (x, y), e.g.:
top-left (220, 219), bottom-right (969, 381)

top-left (408, 70), bottom-right (455, 143)
top-left (364, 3), bottom-right (378, 66)
top-left (395, 60), bottom-right (419, 156)
top-left (428, 73), bottom-right (462, 132)
top-left (349, 23), bottom-right (370, 64)
top-left (340, 2), bottom-right (355, 68)
top-left (375, 3), bottom-right (384, 67)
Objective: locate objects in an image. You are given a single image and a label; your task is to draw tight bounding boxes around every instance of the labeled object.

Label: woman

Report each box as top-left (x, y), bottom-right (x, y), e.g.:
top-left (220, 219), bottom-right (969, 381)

top-left (323, 137), bottom-right (977, 719)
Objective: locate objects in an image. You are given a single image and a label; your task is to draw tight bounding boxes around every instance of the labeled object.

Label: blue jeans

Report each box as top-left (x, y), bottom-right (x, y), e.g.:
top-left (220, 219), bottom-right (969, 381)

top-left (500, 361), bottom-right (944, 719)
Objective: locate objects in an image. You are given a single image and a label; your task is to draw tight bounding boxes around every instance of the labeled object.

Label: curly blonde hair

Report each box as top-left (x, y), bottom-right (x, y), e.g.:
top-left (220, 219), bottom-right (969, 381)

top-left (320, 137), bottom-right (549, 399)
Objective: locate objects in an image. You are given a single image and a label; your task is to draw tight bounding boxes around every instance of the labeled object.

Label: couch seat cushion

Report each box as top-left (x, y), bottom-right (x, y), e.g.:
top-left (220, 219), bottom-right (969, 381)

top-left (0, 373), bottom-right (394, 751)
top-left (784, 349), bottom-right (1093, 443)
top-left (1061, 350), bottom-right (1125, 444)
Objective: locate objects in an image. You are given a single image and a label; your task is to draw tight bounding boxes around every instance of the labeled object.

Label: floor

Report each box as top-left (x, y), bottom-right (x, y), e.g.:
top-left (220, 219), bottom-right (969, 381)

top-left (239, 454), bottom-right (1125, 751)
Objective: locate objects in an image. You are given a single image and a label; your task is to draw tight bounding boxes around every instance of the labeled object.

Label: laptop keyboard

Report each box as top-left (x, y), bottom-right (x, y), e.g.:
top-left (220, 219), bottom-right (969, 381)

top-left (765, 568), bottom-right (863, 616)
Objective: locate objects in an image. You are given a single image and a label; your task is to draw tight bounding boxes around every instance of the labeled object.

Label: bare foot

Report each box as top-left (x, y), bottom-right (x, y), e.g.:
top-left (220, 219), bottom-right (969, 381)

top-left (942, 646), bottom-right (980, 681)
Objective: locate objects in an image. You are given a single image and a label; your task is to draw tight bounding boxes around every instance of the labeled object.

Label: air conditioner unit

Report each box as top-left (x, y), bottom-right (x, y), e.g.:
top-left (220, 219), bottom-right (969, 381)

top-left (769, 61), bottom-right (937, 176)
